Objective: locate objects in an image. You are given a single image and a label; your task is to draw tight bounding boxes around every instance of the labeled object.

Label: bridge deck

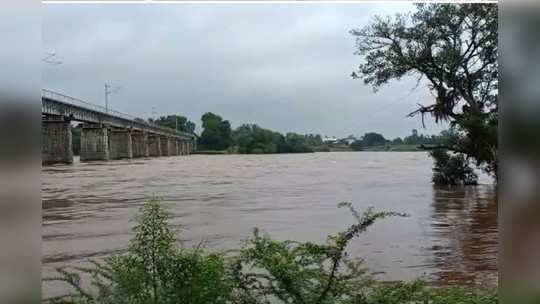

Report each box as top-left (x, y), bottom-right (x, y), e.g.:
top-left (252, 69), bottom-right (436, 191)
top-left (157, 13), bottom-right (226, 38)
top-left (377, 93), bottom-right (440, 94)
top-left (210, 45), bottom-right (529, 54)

top-left (42, 89), bottom-right (194, 139)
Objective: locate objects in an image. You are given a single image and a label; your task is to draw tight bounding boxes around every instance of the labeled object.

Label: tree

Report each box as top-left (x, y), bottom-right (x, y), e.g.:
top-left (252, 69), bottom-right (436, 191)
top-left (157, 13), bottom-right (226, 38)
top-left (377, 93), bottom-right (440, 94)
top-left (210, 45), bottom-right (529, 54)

top-left (431, 148), bottom-right (478, 185)
top-left (351, 3), bottom-right (498, 180)
top-left (391, 137), bottom-right (403, 145)
top-left (231, 124), bottom-right (316, 154)
top-left (350, 140), bottom-right (364, 151)
top-left (199, 112), bottom-right (232, 150)
top-left (153, 115), bottom-right (196, 134)
top-left (360, 132), bottom-right (386, 147)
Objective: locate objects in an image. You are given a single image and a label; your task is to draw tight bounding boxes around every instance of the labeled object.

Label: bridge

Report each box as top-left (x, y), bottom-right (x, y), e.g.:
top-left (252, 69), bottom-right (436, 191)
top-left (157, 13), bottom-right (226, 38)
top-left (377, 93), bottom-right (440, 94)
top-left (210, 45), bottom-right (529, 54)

top-left (42, 89), bottom-right (196, 165)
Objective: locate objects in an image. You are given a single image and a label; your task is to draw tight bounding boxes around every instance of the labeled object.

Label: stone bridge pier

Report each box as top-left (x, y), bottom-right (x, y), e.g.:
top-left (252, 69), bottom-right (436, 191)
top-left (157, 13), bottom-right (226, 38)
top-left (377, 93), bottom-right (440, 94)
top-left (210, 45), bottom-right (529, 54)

top-left (131, 132), bottom-right (149, 158)
top-left (160, 136), bottom-right (170, 157)
top-left (80, 124), bottom-right (109, 161)
top-left (180, 140), bottom-right (187, 155)
top-left (109, 129), bottom-right (133, 159)
top-left (170, 139), bottom-right (179, 156)
top-left (42, 118), bottom-right (73, 165)
top-left (186, 140), bottom-right (193, 155)
top-left (148, 134), bottom-right (161, 157)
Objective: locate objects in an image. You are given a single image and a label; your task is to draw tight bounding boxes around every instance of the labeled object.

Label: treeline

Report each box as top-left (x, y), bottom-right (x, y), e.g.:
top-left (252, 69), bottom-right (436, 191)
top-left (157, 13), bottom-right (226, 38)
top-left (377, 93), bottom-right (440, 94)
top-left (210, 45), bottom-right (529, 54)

top-left (197, 112), bottom-right (325, 154)
top-left (350, 129), bottom-right (446, 151)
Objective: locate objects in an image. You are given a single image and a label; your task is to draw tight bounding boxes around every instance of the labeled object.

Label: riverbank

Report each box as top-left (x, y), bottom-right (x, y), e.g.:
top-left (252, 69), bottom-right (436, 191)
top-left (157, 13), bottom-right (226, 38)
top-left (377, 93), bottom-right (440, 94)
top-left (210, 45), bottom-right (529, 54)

top-left (193, 144), bottom-right (431, 154)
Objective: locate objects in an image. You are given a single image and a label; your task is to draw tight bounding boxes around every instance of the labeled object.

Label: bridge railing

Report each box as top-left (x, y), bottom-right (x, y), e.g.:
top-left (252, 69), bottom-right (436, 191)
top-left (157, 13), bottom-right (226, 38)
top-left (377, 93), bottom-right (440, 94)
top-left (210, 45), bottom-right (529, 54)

top-left (42, 89), bottom-right (194, 138)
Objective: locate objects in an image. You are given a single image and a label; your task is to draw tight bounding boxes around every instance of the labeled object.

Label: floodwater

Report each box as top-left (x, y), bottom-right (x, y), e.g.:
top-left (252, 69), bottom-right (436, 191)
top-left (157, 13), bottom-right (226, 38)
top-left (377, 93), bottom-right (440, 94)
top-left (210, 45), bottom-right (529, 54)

top-left (42, 152), bottom-right (497, 296)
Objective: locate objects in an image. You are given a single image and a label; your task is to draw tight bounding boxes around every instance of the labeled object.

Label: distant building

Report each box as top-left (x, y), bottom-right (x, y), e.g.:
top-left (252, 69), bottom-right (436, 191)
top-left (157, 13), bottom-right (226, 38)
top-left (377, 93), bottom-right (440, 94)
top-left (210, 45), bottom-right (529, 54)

top-left (341, 135), bottom-right (357, 145)
top-left (322, 136), bottom-right (339, 144)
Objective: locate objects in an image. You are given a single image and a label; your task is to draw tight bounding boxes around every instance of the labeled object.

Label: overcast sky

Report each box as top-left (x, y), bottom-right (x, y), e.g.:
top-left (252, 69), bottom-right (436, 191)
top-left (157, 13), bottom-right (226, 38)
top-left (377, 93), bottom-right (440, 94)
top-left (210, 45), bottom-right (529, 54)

top-left (43, 3), bottom-right (445, 138)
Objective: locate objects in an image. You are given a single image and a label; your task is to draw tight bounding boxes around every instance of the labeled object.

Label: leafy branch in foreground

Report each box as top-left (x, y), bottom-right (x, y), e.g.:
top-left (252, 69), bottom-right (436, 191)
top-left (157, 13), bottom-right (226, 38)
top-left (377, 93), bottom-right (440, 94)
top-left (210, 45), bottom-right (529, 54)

top-left (229, 203), bottom-right (407, 304)
top-left (44, 199), bottom-right (496, 304)
top-left (45, 198), bottom-right (232, 304)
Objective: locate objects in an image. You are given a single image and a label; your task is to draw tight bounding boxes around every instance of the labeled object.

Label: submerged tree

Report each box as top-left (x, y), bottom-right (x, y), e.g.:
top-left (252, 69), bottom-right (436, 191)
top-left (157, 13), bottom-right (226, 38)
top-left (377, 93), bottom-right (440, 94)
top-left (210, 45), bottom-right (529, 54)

top-left (351, 3), bottom-right (498, 181)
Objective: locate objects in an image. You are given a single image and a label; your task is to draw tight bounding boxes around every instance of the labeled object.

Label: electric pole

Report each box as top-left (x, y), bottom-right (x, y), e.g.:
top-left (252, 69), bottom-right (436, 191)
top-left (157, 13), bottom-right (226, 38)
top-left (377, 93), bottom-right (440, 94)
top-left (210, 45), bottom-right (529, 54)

top-left (42, 52), bottom-right (62, 65)
top-left (104, 83), bottom-right (121, 113)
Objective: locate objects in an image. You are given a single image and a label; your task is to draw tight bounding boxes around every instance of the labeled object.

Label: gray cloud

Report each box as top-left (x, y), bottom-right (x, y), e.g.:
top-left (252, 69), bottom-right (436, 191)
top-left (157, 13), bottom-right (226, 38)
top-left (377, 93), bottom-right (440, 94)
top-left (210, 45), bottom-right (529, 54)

top-left (43, 3), bottom-right (445, 138)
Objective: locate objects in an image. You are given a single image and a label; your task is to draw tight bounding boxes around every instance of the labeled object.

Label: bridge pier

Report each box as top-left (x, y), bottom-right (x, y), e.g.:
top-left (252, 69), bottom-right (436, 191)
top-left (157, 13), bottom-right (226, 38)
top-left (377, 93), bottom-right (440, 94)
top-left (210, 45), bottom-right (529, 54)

top-left (160, 136), bottom-right (170, 157)
top-left (186, 140), bottom-right (192, 155)
top-left (148, 134), bottom-right (161, 157)
top-left (42, 118), bottom-right (73, 165)
top-left (176, 138), bottom-right (182, 155)
top-left (80, 125), bottom-right (109, 161)
top-left (170, 139), bottom-right (178, 156)
top-left (109, 129), bottom-right (133, 159)
top-left (132, 132), bottom-right (149, 158)
top-left (179, 140), bottom-right (185, 155)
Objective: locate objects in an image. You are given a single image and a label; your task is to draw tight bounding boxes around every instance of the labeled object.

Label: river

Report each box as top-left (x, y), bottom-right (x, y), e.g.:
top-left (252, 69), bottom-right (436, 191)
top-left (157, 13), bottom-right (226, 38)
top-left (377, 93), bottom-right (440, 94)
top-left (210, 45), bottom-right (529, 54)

top-left (42, 152), bottom-right (497, 296)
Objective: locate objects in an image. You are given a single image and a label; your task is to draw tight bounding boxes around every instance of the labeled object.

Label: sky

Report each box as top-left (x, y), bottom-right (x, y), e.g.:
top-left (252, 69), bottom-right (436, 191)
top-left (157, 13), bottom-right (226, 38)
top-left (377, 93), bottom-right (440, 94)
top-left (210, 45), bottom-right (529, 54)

top-left (43, 3), bottom-right (445, 139)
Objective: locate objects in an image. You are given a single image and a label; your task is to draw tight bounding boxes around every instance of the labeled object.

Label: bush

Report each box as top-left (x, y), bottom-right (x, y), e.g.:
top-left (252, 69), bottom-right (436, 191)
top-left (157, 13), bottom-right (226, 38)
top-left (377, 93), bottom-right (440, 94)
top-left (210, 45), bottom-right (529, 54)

top-left (45, 200), bottom-right (496, 304)
top-left (430, 149), bottom-right (478, 185)
top-left (45, 199), bottom-right (232, 304)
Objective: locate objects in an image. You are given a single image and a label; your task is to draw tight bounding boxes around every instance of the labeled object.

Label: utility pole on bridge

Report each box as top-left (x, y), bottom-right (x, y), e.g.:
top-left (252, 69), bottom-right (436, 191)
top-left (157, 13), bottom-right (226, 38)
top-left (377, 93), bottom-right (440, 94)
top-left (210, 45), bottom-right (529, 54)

top-left (104, 83), bottom-right (122, 113)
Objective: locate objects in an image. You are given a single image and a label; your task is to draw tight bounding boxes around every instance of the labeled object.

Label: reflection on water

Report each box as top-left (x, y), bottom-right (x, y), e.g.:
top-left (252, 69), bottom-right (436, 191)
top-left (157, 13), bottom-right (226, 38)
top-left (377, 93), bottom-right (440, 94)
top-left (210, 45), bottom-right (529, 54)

top-left (42, 152), bottom-right (497, 296)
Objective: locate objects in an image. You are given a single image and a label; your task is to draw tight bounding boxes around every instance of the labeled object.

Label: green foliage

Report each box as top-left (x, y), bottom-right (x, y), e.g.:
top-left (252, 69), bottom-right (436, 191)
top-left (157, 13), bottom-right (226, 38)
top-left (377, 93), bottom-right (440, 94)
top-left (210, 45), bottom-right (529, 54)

top-left (430, 148), bottom-right (478, 185)
top-left (231, 124), bottom-right (318, 154)
top-left (152, 115), bottom-right (196, 134)
top-left (363, 280), bottom-right (497, 304)
top-left (351, 3), bottom-right (498, 179)
top-left (391, 137), bottom-right (403, 145)
top-left (230, 204), bottom-right (406, 304)
top-left (45, 199), bottom-right (231, 304)
top-left (45, 200), bottom-right (496, 304)
top-left (360, 132), bottom-right (387, 147)
top-left (199, 112), bottom-right (232, 150)
top-left (350, 140), bottom-right (364, 151)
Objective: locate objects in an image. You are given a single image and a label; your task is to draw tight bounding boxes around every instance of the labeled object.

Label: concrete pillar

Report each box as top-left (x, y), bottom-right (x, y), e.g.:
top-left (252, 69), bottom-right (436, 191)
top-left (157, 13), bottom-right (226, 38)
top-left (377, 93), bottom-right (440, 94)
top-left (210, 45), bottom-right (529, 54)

top-left (160, 136), bottom-right (170, 156)
top-left (109, 129), bottom-right (133, 159)
top-left (186, 140), bottom-right (192, 155)
top-left (170, 139), bottom-right (177, 156)
top-left (148, 134), bottom-right (161, 157)
top-left (174, 139), bottom-right (180, 156)
top-left (80, 125), bottom-right (109, 161)
top-left (132, 132), bottom-right (149, 158)
top-left (42, 119), bottom-right (73, 165)
top-left (179, 140), bottom-right (186, 155)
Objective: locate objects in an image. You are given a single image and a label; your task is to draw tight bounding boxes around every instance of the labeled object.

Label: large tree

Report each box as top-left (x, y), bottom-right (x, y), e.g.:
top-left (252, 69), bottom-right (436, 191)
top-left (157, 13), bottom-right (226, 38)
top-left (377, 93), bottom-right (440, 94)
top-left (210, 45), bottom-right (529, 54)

top-left (351, 3), bottom-right (498, 179)
top-left (199, 112), bottom-right (232, 150)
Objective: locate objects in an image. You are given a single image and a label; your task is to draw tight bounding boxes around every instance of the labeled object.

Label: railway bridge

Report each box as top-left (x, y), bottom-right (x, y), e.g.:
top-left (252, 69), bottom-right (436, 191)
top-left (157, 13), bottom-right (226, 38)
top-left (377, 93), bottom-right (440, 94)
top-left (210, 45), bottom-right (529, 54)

top-left (42, 89), bottom-right (196, 165)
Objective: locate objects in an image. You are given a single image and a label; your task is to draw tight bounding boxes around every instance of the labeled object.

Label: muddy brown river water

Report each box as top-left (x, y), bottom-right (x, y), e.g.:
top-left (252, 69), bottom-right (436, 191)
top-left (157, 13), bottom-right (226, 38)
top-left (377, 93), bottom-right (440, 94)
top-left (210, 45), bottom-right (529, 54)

top-left (42, 152), bottom-right (497, 296)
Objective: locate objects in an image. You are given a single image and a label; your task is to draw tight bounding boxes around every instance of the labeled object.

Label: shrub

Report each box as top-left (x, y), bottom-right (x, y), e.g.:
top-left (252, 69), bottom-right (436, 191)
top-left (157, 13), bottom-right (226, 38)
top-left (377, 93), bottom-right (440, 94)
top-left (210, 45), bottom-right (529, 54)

top-left (45, 200), bottom-right (496, 304)
top-left (430, 149), bottom-right (478, 185)
top-left (45, 199), bottom-right (231, 304)
top-left (229, 203), bottom-right (406, 304)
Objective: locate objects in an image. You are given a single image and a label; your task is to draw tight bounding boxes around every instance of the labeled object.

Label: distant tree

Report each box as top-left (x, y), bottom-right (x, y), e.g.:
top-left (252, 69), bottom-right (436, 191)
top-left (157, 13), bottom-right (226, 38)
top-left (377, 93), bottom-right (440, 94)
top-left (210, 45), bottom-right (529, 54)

top-left (391, 137), bottom-right (403, 145)
top-left (360, 132), bottom-right (386, 147)
top-left (199, 112), bottom-right (232, 150)
top-left (231, 124), bottom-right (318, 154)
top-left (351, 3), bottom-right (498, 180)
top-left (350, 140), bottom-right (364, 151)
top-left (153, 115), bottom-right (196, 134)
top-left (285, 133), bottom-right (314, 153)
